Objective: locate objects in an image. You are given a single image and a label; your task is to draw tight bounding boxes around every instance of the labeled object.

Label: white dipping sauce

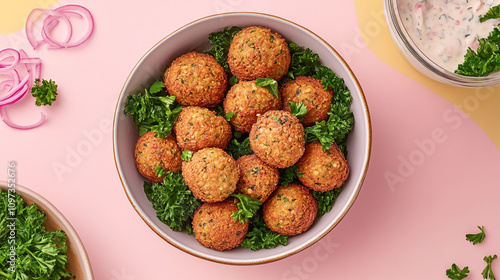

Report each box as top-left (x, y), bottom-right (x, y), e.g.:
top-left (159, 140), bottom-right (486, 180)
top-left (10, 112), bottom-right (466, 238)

top-left (398, 0), bottom-right (500, 72)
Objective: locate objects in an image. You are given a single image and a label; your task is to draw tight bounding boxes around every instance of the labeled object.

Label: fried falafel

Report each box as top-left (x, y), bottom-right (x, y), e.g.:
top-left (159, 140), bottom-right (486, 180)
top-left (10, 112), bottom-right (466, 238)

top-left (134, 131), bottom-right (182, 182)
top-left (164, 51), bottom-right (227, 108)
top-left (249, 110), bottom-right (305, 168)
top-left (192, 198), bottom-right (249, 251)
top-left (174, 106), bottom-right (232, 152)
top-left (280, 76), bottom-right (333, 126)
top-left (263, 183), bottom-right (318, 236)
top-left (223, 80), bottom-right (282, 132)
top-left (297, 141), bottom-right (349, 192)
top-left (227, 26), bottom-right (290, 81)
top-left (182, 147), bottom-right (239, 203)
top-left (236, 154), bottom-right (280, 202)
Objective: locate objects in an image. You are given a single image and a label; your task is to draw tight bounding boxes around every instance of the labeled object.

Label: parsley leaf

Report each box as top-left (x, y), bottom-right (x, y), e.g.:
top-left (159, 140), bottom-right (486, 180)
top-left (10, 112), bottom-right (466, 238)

top-left (144, 171), bottom-right (201, 232)
top-left (149, 80), bottom-right (166, 94)
top-left (283, 42), bottom-right (321, 82)
top-left (31, 78), bottom-right (58, 106)
top-left (466, 226), bottom-right (486, 245)
top-left (206, 26), bottom-right (241, 74)
top-left (241, 214), bottom-right (288, 251)
top-left (313, 188), bottom-right (343, 217)
top-left (0, 190), bottom-right (74, 279)
top-left (482, 255), bottom-right (497, 280)
top-left (226, 135), bottom-right (253, 160)
top-left (123, 82), bottom-right (183, 138)
top-left (288, 101), bottom-right (308, 121)
top-left (279, 165), bottom-right (301, 186)
top-left (304, 102), bottom-right (354, 154)
top-left (283, 44), bottom-right (354, 153)
top-left (480, 5), bottom-right (500, 22)
top-left (230, 193), bottom-right (262, 224)
top-left (455, 27), bottom-right (500, 77)
top-left (446, 264), bottom-right (470, 280)
top-left (181, 150), bottom-right (193, 161)
top-left (255, 77), bottom-right (279, 98)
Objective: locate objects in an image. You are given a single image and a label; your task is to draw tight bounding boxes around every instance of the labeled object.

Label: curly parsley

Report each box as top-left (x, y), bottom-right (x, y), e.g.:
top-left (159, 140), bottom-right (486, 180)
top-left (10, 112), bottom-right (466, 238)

top-left (144, 171), bottom-right (201, 232)
top-left (0, 190), bottom-right (74, 279)
top-left (31, 79), bottom-right (58, 106)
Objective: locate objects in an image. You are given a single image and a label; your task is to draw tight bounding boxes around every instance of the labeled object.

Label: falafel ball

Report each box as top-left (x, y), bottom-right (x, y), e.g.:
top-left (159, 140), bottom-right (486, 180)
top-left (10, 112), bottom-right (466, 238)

top-left (236, 154), bottom-right (280, 202)
top-left (263, 183), bottom-right (318, 236)
top-left (174, 106), bottom-right (232, 152)
top-left (227, 26), bottom-right (291, 81)
top-left (223, 80), bottom-right (282, 132)
top-left (249, 110), bottom-right (305, 168)
top-left (182, 147), bottom-right (240, 203)
top-left (164, 51), bottom-right (227, 108)
top-left (134, 131), bottom-right (182, 182)
top-left (192, 198), bottom-right (249, 251)
top-left (297, 141), bottom-right (349, 192)
top-left (281, 76), bottom-right (333, 126)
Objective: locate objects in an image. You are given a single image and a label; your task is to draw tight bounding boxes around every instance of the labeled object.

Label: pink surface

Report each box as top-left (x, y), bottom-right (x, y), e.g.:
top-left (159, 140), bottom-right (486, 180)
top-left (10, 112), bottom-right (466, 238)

top-left (1, 0), bottom-right (499, 279)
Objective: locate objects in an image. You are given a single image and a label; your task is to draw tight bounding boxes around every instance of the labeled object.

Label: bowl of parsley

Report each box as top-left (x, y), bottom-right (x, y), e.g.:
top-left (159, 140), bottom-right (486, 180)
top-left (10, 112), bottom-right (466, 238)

top-left (0, 181), bottom-right (94, 279)
top-left (113, 12), bottom-right (372, 264)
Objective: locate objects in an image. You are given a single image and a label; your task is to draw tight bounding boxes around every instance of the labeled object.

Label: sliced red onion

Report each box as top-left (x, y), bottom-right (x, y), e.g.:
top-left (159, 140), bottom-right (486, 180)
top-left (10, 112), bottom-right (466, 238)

top-left (0, 106), bottom-right (46, 130)
top-left (0, 48), bottom-right (45, 129)
top-left (25, 5), bottom-right (94, 50)
top-left (0, 49), bottom-right (21, 73)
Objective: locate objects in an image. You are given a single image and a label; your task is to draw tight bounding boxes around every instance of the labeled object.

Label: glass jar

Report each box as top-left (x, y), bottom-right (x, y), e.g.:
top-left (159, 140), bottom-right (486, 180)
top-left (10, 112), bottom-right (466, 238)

top-left (384, 0), bottom-right (500, 88)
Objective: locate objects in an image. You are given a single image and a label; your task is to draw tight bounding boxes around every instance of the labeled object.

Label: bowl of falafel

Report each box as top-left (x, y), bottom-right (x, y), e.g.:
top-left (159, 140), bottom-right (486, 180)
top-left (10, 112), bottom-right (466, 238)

top-left (113, 12), bottom-right (372, 265)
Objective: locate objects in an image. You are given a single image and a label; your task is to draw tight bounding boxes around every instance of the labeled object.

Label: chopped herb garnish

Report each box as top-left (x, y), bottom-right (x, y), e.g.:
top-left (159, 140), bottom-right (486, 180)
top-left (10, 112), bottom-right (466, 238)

top-left (255, 77), bottom-right (279, 98)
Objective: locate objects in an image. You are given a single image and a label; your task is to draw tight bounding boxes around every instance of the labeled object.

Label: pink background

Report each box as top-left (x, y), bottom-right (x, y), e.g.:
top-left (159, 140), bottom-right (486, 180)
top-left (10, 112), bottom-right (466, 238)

top-left (1, 0), bottom-right (500, 279)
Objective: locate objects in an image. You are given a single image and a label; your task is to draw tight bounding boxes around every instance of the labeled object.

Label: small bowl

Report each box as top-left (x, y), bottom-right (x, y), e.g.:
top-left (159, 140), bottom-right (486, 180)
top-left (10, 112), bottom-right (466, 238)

top-left (0, 181), bottom-right (94, 279)
top-left (113, 12), bottom-right (372, 265)
top-left (384, 0), bottom-right (500, 88)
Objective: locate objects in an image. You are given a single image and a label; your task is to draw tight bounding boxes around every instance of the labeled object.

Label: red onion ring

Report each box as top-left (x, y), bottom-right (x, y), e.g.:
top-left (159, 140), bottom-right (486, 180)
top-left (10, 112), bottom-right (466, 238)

top-left (0, 48), bottom-right (45, 129)
top-left (0, 107), bottom-right (46, 130)
top-left (25, 5), bottom-right (94, 50)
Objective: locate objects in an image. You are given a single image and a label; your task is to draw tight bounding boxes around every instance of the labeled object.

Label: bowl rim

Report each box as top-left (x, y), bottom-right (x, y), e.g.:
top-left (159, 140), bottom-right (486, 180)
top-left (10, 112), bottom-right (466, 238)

top-left (0, 181), bottom-right (94, 279)
top-left (113, 11), bottom-right (372, 265)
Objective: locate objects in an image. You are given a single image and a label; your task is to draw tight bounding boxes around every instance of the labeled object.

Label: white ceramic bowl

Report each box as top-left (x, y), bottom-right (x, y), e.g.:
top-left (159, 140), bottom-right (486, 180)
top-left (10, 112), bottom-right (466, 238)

top-left (0, 182), bottom-right (94, 279)
top-left (384, 0), bottom-right (500, 88)
top-left (113, 12), bottom-right (372, 265)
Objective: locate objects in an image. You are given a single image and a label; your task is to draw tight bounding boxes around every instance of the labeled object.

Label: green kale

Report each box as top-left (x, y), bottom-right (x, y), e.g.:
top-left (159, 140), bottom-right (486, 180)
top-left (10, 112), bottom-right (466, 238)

top-left (255, 77), bottom-right (279, 98)
top-left (123, 81), bottom-right (183, 138)
top-left (446, 263), bottom-right (470, 280)
top-left (313, 187), bottom-right (343, 217)
top-left (455, 27), bottom-right (500, 77)
top-left (230, 194), bottom-right (262, 224)
top-left (206, 26), bottom-right (241, 74)
top-left (31, 79), bottom-right (58, 106)
top-left (144, 171), bottom-right (201, 232)
top-left (241, 214), bottom-right (288, 251)
top-left (0, 190), bottom-right (74, 279)
top-left (465, 226), bottom-right (486, 245)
